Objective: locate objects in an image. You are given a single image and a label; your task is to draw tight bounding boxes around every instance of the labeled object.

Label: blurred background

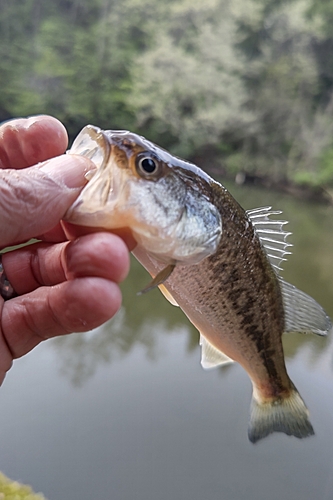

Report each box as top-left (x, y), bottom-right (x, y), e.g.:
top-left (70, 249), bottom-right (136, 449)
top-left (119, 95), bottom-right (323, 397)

top-left (2, 0), bottom-right (333, 196)
top-left (1, 1), bottom-right (333, 499)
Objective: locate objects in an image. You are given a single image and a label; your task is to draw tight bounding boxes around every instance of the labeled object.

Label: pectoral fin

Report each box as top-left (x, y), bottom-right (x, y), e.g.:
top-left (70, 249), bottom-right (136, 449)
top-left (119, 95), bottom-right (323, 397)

top-left (138, 264), bottom-right (176, 295)
top-left (200, 334), bottom-right (234, 369)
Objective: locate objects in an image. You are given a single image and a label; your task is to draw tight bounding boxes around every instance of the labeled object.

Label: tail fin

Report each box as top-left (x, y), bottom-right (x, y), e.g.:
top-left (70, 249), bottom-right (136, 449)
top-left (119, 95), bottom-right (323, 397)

top-left (248, 387), bottom-right (314, 443)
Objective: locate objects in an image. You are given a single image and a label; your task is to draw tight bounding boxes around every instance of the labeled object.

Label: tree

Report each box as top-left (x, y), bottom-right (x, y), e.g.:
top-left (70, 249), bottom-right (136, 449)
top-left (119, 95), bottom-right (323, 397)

top-left (129, 0), bottom-right (256, 158)
top-left (236, 0), bottom-right (333, 183)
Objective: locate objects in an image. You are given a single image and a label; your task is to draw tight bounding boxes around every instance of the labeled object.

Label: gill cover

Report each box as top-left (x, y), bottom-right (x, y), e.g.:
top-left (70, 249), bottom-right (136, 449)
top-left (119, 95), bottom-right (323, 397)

top-left (65, 125), bottom-right (223, 268)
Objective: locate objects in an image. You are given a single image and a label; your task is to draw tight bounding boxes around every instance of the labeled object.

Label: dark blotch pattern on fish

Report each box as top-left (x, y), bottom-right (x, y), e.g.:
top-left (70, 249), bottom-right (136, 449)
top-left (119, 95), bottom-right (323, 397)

top-left (209, 183), bottom-right (287, 393)
top-left (67, 124), bottom-right (326, 441)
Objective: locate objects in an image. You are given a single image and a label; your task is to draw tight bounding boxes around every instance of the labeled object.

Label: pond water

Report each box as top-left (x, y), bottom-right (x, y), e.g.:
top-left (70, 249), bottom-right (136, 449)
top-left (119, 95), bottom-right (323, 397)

top-left (0, 182), bottom-right (333, 500)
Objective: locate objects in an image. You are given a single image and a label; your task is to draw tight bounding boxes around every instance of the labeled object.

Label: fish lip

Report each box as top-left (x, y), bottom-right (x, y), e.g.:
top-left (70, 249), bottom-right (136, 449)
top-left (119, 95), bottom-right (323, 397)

top-left (68, 125), bottom-right (111, 171)
top-left (67, 125), bottom-right (222, 263)
top-left (103, 130), bottom-right (145, 153)
top-left (65, 126), bottom-right (119, 223)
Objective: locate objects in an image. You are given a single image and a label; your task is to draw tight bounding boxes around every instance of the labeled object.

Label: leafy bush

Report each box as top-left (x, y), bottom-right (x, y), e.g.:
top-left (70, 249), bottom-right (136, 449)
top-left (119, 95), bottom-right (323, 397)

top-left (0, 472), bottom-right (46, 500)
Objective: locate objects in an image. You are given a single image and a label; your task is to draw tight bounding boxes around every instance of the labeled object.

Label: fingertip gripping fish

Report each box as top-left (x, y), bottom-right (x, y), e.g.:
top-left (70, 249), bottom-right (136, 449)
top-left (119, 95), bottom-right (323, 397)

top-left (65, 125), bottom-right (332, 443)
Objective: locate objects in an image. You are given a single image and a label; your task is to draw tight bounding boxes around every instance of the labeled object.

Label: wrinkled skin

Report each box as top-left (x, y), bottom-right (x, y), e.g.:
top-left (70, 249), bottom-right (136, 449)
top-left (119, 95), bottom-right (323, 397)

top-left (0, 115), bottom-right (133, 385)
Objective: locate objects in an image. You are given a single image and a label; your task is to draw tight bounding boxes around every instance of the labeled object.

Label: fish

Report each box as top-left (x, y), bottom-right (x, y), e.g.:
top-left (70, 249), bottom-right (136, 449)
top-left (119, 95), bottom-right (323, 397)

top-left (64, 125), bottom-right (332, 443)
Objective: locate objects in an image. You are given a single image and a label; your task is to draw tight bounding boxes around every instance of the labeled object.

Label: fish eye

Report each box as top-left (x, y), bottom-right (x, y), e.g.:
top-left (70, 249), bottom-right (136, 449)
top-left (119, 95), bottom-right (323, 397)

top-left (135, 153), bottom-right (161, 179)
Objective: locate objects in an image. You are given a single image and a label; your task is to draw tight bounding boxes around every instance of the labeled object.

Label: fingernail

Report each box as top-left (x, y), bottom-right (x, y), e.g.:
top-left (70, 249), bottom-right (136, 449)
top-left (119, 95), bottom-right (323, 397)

top-left (40, 155), bottom-right (97, 189)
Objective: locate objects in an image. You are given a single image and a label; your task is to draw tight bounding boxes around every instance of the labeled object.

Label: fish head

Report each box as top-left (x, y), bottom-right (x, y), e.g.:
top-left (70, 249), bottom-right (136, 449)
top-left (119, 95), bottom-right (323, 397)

top-left (65, 125), bottom-right (222, 265)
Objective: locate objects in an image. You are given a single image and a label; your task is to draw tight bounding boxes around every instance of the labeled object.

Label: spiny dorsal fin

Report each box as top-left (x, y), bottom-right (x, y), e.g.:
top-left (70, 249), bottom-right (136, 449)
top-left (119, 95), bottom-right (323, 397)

top-left (247, 207), bottom-right (332, 336)
top-left (246, 206), bottom-right (292, 273)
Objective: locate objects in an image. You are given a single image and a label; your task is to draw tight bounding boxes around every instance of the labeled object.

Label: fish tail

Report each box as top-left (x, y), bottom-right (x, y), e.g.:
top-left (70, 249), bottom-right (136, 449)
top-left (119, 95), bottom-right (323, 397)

top-left (248, 385), bottom-right (314, 443)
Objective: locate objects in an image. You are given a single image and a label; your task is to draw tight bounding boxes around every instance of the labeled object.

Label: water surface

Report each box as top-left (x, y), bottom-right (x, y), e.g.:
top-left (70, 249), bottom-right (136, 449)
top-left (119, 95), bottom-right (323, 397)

top-left (0, 183), bottom-right (333, 500)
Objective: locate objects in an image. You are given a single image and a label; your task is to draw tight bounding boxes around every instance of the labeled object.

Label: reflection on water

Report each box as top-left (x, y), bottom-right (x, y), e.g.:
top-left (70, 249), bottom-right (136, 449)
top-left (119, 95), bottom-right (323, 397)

top-left (0, 183), bottom-right (333, 500)
top-left (52, 300), bottom-right (330, 389)
top-left (52, 309), bottom-right (195, 386)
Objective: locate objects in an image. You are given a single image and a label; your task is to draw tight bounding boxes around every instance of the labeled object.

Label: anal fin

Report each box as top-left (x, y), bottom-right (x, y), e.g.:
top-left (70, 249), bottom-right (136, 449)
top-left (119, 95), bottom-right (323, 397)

top-left (200, 334), bottom-right (234, 369)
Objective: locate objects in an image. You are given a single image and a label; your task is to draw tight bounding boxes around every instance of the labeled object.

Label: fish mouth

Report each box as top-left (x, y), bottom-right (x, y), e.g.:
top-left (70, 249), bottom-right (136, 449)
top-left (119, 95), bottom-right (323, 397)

top-left (64, 125), bottom-right (129, 228)
top-left (68, 125), bottom-right (110, 169)
top-left (65, 125), bottom-right (222, 267)
top-left (62, 221), bottom-right (137, 250)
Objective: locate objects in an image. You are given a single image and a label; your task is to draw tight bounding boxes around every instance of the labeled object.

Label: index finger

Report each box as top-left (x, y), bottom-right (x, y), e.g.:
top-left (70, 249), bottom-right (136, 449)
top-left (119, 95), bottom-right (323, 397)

top-left (0, 115), bottom-right (68, 170)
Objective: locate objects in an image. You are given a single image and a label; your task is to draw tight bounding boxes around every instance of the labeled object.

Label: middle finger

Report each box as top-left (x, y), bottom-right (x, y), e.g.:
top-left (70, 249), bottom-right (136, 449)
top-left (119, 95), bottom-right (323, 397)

top-left (2, 232), bottom-right (130, 295)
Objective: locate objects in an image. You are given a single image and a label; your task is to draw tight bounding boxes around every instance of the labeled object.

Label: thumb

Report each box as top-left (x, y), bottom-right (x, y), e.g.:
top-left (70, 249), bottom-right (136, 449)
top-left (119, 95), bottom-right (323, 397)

top-left (0, 154), bottom-right (95, 248)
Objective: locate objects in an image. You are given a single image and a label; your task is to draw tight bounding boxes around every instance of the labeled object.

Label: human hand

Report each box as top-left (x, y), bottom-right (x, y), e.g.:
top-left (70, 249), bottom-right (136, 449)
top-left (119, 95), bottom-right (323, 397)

top-left (0, 115), bottom-right (131, 384)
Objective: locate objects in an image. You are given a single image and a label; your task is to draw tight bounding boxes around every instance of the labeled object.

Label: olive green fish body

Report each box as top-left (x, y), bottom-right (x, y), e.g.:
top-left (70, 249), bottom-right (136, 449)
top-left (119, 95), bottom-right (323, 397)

top-left (134, 183), bottom-right (291, 401)
top-left (65, 125), bottom-right (332, 443)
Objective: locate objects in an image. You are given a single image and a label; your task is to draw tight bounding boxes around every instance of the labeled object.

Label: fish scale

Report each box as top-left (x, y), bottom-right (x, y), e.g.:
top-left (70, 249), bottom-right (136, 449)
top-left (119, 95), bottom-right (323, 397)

top-left (156, 189), bottom-right (288, 392)
top-left (65, 124), bottom-right (332, 443)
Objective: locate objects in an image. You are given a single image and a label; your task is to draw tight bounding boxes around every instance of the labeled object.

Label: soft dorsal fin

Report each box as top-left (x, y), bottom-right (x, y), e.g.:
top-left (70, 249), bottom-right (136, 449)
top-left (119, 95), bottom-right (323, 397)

top-left (279, 277), bottom-right (332, 336)
top-left (246, 206), bottom-right (292, 273)
top-left (200, 334), bottom-right (234, 369)
top-left (247, 207), bottom-right (332, 335)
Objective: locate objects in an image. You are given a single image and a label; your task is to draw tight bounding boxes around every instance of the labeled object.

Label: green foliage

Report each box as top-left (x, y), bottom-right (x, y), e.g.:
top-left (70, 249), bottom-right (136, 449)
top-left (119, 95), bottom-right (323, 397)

top-left (1, 0), bottom-right (333, 186)
top-left (128, 0), bottom-right (256, 157)
top-left (236, 0), bottom-right (328, 180)
top-left (0, 471), bottom-right (47, 500)
top-left (225, 153), bottom-right (250, 176)
top-left (291, 154), bottom-right (333, 188)
top-left (318, 144), bottom-right (333, 186)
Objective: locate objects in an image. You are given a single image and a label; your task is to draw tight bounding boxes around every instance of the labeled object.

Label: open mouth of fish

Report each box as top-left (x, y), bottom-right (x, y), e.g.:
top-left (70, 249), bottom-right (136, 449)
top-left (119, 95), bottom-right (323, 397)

top-left (65, 125), bottom-right (223, 267)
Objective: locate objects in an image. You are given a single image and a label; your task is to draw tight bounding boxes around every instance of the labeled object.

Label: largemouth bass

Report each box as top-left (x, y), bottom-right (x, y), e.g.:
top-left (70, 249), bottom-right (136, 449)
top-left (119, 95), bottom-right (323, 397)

top-left (65, 125), bottom-right (332, 443)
